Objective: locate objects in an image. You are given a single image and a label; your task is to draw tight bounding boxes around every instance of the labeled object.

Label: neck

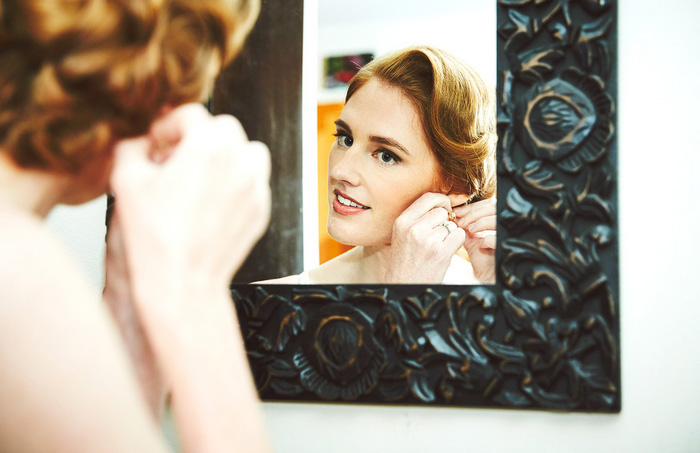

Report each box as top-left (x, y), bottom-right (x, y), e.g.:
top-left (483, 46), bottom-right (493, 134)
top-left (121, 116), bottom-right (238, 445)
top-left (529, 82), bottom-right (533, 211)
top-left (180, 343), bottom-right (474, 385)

top-left (351, 244), bottom-right (394, 283)
top-left (0, 153), bottom-right (70, 218)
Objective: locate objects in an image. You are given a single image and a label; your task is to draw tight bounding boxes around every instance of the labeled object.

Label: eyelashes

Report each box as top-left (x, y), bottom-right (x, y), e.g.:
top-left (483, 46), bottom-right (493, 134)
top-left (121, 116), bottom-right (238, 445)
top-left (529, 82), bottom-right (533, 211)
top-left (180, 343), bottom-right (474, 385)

top-left (333, 132), bottom-right (402, 165)
top-left (374, 150), bottom-right (400, 165)
top-left (333, 132), bottom-right (353, 148)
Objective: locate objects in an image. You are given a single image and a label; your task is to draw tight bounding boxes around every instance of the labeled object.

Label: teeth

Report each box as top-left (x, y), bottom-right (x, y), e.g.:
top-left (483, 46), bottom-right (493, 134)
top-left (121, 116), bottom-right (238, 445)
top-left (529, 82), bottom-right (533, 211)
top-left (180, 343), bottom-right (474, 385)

top-left (337, 193), bottom-right (368, 209)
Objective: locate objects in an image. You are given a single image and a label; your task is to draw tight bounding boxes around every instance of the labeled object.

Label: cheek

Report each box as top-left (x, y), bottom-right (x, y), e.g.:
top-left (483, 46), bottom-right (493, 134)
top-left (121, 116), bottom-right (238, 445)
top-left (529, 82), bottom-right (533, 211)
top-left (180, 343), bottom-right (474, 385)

top-left (392, 170), bottom-right (439, 209)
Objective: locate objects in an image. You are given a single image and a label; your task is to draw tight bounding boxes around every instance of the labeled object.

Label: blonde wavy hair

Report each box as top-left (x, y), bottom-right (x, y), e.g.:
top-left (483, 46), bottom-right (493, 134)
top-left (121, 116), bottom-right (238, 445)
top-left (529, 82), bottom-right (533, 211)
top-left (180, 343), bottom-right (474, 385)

top-left (346, 46), bottom-right (496, 202)
top-left (0, 0), bottom-right (259, 172)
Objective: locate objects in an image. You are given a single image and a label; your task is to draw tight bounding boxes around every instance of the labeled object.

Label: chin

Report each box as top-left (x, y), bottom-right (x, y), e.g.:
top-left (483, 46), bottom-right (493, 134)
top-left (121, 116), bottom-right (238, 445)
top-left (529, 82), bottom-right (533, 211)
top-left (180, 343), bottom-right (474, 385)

top-left (327, 217), bottom-right (391, 247)
top-left (326, 219), bottom-right (354, 246)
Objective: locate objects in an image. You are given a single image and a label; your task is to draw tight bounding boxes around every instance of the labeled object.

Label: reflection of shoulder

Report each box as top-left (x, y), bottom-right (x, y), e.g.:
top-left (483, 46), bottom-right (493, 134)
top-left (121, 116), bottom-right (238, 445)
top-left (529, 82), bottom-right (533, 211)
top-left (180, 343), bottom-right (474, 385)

top-left (442, 254), bottom-right (479, 285)
top-left (258, 248), bottom-right (358, 285)
top-left (305, 247), bottom-right (359, 284)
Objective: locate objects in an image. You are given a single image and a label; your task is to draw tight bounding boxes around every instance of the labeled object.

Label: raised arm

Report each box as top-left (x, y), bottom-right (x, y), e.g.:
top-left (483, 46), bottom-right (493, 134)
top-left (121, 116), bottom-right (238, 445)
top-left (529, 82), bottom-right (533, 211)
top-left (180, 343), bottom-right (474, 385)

top-left (109, 103), bottom-right (272, 452)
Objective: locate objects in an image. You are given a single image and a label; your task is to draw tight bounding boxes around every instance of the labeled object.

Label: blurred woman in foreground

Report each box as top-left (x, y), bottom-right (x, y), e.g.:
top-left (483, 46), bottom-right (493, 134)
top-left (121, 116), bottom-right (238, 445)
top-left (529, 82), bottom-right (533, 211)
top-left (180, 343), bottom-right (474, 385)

top-left (0, 0), bottom-right (271, 451)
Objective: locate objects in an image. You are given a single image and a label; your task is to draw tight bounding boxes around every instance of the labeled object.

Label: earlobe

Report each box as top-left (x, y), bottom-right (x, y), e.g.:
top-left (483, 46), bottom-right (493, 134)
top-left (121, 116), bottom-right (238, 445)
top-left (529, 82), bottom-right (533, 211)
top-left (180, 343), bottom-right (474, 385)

top-left (447, 192), bottom-right (469, 208)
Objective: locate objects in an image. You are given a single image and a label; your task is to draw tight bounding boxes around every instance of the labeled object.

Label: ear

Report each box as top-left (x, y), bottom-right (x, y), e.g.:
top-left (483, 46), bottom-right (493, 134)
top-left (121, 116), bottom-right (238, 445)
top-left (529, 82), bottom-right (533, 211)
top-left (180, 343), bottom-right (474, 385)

top-left (447, 193), bottom-right (470, 209)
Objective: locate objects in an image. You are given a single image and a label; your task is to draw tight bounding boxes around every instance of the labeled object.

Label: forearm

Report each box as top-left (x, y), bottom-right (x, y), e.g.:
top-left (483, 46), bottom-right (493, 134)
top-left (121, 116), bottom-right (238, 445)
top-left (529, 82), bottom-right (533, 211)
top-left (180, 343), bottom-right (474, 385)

top-left (103, 290), bottom-right (169, 420)
top-left (144, 288), bottom-right (270, 453)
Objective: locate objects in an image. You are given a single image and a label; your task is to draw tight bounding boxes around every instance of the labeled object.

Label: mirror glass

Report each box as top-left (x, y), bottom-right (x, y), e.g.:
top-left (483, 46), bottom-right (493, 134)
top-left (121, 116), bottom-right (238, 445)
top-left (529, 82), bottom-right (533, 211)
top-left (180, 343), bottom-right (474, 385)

top-left (298, 0), bottom-right (496, 284)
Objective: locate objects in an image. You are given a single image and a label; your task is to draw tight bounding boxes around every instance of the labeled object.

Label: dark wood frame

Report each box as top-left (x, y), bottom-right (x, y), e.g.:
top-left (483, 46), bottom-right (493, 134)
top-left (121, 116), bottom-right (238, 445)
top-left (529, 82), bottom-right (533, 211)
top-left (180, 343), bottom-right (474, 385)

top-left (226, 0), bottom-right (619, 412)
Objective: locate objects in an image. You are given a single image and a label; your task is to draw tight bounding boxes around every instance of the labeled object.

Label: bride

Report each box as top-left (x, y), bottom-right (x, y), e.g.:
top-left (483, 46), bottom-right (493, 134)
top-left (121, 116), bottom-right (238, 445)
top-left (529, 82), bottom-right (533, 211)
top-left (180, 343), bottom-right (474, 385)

top-left (271, 46), bottom-right (497, 285)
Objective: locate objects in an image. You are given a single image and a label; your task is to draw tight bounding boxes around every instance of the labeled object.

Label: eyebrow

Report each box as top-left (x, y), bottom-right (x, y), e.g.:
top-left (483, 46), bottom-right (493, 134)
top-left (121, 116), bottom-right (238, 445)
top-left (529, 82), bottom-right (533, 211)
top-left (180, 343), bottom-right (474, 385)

top-left (334, 119), bottom-right (352, 134)
top-left (334, 119), bottom-right (412, 156)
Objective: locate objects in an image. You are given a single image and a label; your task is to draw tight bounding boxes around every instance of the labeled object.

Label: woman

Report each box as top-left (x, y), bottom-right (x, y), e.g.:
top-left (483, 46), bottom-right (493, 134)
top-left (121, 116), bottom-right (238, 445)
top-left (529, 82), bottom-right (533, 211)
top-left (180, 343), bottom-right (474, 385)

top-left (273, 46), bottom-right (496, 285)
top-left (0, 0), bottom-right (271, 451)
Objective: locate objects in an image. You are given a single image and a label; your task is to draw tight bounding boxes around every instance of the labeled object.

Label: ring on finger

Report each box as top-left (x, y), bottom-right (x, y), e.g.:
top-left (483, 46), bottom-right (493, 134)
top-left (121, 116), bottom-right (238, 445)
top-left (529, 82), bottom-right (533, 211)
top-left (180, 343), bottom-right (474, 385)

top-left (448, 212), bottom-right (457, 222)
top-left (440, 220), bottom-right (457, 234)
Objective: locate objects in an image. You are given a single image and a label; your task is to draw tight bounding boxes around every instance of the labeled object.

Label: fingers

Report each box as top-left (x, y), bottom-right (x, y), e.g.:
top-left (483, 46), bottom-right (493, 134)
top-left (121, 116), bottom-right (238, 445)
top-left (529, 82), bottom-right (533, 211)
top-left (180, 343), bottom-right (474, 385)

top-left (441, 222), bottom-right (466, 249)
top-left (400, 192), bottom-right (453, 223)
top-left (463, 214), bottom-right (496, 254)
top-left (480, 233), bottom-right (496, 250)
top-left (137, 104), bottom-right (211, 164)
top-left (110, 136), bottom-right (156, 193)
top-left (454, 197), bottom-right (497, 230)
top-left (111, 104), bottom-right (217, 189)
top-left (396, 192), bottom-right (473, 245)
top-left (466, 215), bottom-right (496, 236)
top-left (149, 103), bottom-right (211, 149)
top-left (163, 108), bottom-right (248, 168)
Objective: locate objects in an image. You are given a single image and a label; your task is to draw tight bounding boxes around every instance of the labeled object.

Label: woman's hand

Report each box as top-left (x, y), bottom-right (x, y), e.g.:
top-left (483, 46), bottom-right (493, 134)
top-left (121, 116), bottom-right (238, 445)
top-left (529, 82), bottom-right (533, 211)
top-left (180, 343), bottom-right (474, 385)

top-left (109, 103), bottom-right (271, 348)
top-left (384, 193), bottom-right (466, 283)
top-left (452, 197), bottom-right (497, 284)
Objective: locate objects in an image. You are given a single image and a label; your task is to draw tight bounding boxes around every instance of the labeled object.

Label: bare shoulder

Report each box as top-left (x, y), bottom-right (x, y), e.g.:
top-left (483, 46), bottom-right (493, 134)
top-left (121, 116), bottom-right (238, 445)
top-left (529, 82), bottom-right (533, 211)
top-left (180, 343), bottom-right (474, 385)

top-left (0, 207), bottom-right (164, 451)
top-left (0, 207), bottom-right (93, 305)
top-left (306, 248), bottom-right (359, 284)
top-left (256, 249), bottom-right (360, 284)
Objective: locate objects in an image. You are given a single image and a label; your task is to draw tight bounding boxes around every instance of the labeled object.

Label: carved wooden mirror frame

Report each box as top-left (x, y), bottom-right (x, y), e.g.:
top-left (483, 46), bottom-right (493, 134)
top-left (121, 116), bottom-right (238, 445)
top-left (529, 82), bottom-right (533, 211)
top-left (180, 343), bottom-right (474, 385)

top-left (224, 0), bottom-right (620, 412)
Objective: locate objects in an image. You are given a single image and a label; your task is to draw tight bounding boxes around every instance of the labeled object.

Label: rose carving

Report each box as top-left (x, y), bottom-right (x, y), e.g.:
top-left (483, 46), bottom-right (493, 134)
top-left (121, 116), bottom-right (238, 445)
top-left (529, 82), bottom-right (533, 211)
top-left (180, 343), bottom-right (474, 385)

top-left (294, 303), bottom-right (385, 401)
top-left (513, 68), bottom-right (614, 173)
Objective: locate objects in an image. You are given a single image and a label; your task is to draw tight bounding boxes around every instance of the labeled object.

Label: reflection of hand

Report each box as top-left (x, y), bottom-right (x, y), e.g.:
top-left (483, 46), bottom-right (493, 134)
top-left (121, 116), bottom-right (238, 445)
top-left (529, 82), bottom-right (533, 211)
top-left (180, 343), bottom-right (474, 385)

top-left (385, 193), bottom-right (466, 283)
top-left (453, 198), bottom-right (496, 284)
top-left (103, 210), bottom-right (166, 420)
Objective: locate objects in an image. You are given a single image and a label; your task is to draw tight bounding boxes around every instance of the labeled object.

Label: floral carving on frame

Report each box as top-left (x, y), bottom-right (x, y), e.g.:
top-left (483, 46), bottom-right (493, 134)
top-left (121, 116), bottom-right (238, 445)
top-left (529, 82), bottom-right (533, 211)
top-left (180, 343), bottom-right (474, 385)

top-left (231, 0), bottom-right (619, 412)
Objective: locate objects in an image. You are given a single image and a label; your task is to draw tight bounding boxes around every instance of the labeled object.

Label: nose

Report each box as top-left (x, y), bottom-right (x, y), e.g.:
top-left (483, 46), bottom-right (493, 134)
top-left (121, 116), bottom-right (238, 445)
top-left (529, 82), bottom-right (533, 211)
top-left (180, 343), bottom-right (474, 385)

top-left (328, 144), bottom-right (361, 186)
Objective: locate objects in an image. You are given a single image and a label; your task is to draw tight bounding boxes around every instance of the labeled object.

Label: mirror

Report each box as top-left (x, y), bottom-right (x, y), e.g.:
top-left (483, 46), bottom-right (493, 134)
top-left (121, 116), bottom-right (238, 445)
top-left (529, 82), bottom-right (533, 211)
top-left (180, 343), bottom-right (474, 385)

top-left (219, 0), bottom-right (620, 412)
top-left (304, 0), bottom-right (497, 285)
top-left (223, 0), bottom-right (497, 284)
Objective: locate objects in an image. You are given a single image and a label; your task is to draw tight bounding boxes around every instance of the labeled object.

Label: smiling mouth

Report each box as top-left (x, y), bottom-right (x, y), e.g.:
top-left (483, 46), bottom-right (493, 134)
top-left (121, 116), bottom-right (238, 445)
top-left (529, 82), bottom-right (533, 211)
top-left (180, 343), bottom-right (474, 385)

top-left (335, 191), bottom-right (370, 209)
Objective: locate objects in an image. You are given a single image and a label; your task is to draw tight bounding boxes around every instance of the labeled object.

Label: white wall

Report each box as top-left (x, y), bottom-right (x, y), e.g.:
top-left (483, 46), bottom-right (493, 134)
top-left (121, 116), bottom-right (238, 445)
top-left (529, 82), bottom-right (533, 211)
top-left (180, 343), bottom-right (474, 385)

top-left (45, 195), bottom-right (107, 291)
top-left (47, 0), bottom-right (700, 451)
top-left (317, 0), bottom-right (495, 103)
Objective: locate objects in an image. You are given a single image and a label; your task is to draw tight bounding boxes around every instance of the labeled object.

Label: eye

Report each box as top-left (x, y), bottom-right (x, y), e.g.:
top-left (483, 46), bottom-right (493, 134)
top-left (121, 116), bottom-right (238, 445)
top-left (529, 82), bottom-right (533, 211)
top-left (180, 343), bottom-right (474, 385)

top-left (375, 150), bottom-right (400, 165)
top-left (334, 133), bottom-right (353, 148)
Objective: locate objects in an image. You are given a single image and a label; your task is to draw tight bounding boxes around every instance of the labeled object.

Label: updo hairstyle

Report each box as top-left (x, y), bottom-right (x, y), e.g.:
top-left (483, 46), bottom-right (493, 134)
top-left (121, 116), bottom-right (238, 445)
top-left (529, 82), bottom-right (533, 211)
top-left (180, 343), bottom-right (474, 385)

top-left (345, 46), bottom-right (496, 202)
top-left (0, 0), bottom-right (259, 172)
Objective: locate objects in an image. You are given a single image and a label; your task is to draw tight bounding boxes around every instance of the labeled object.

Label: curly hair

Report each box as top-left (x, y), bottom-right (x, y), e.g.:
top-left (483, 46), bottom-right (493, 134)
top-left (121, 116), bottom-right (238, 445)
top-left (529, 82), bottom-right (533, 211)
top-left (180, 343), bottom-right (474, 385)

top-left (0, 0), bottom-right (259, 172)
top-left (345, 46), bottom-right (496, 202)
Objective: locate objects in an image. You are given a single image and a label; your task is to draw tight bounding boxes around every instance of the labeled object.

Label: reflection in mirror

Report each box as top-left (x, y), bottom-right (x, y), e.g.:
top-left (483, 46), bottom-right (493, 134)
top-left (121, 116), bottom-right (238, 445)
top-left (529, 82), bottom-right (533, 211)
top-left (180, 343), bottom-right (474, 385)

top-left (294, 0), bottom-right (497, 285)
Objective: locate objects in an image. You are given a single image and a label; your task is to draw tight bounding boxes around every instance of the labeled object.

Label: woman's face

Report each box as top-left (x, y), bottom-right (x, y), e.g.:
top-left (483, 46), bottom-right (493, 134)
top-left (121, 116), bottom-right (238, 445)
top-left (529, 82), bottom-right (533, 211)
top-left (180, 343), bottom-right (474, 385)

top-left (327, 78), bottom-right (441, 246)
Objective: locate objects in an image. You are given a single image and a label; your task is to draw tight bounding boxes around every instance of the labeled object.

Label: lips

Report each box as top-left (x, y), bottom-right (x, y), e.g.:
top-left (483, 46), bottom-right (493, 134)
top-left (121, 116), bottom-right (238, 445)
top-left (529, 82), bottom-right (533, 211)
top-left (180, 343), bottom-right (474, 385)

top-left (332, 190), bottom-right (370, 215)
